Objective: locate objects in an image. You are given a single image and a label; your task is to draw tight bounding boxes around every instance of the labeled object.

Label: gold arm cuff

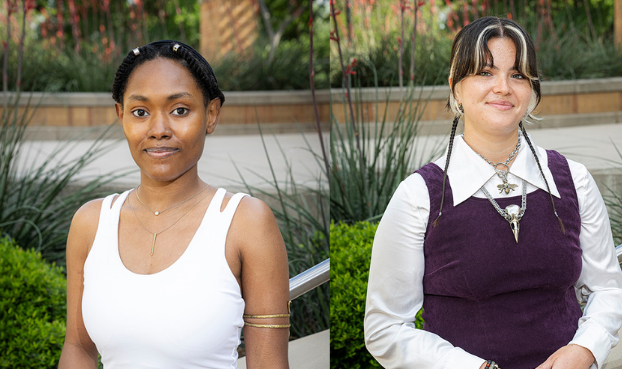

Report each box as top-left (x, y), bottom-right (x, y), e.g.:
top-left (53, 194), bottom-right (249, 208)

top-left (243, 313), bottom-right (290, 319)
top-left (244, 322), bottom-right (291, 329)
top-left (242, 301), bottom-right (292, 319)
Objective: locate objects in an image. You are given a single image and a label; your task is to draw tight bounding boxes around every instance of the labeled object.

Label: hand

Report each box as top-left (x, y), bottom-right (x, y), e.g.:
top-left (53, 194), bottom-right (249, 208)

top-left (535, 344), bottom-right (595, 369)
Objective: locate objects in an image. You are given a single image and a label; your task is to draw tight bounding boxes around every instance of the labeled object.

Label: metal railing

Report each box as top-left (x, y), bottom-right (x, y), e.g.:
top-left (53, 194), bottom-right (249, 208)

top-left (617, 244), bottom-right (622, 264)
top-left (289, 258), bottom-right (330, 300)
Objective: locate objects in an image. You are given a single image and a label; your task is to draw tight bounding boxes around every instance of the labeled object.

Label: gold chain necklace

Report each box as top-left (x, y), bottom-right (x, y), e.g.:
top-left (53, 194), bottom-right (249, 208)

top-left (135, 184), bottom-right (209, 216)
top-left (128, 185), bottom-right (216, 256)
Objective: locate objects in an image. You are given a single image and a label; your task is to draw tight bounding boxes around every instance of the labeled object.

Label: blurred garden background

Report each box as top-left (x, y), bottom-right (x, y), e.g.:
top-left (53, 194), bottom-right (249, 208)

top-left (1, 1), bottom-right (330, 367)
top-left (330, 0), bottom-right (622, 368)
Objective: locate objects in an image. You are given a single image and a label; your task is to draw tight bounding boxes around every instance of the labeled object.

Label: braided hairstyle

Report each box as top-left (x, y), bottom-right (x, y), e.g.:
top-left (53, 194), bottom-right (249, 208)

top-left (111, 40), bottom-right (224, 107)
top-left (434, 16), bottom-right (564, 234)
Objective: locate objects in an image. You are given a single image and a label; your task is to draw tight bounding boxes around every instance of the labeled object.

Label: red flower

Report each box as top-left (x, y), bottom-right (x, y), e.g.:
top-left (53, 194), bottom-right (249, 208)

top-left (309, 16), bottom-right (313, 28)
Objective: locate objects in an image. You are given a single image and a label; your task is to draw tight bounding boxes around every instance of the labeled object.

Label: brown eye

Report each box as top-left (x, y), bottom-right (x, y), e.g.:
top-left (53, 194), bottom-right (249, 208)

top-left (171, 108), bottom-right (189, 116)
top-left (131, 109), bottom-right (148, 117)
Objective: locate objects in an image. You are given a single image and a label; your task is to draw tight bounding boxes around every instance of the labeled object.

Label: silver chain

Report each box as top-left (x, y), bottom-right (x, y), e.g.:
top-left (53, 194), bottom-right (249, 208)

top-left (480, 179), bottom-right (527, 221)
top-left (463, 133), bottom-right (521, 182)
top-left (471, 134), bottom-right (521, 170)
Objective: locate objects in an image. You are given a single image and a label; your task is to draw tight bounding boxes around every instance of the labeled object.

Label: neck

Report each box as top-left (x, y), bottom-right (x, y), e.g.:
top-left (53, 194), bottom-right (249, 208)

top-left (462, 128), bottom-right (520, 164)
top-left (137, 170), bottom-right (206, 210)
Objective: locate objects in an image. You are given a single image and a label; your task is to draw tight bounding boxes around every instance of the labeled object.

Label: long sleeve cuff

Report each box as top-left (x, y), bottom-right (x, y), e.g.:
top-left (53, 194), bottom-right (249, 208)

top-left (570, 321), bottom-right (615, 368)
top-left (439, 347), bottom-right (485, 369)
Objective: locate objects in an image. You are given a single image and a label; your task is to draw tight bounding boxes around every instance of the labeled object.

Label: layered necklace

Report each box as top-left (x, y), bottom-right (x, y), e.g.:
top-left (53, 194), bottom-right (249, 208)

top-left (481, 180), bottom-right (526, 243)
top-left (467, 134), bottom-right (522, 195)
top-left (135, 184), bottom-right (208, 216)
top-left (463, 134), bottom-right (526, 243)
top-left (128, 184), bottom-right (215, 256)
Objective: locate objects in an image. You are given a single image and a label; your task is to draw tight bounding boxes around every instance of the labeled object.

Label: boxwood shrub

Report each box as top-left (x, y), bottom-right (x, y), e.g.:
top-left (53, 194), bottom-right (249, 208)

top-left (0, 236), bottom-right (66, 368)
top-left (331, 221), bottom-right (424, 369)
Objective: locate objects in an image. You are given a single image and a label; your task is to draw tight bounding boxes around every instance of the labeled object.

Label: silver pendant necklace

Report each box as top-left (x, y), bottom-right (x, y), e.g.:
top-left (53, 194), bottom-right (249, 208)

top-left (480, 180), bottom-right (527, 243)
top-left (464, 134), bottom-right (521, 194)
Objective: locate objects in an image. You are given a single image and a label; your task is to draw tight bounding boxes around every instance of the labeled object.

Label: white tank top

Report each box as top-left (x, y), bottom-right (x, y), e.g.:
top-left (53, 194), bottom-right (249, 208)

top-left (82, 188), bottom-right (246, 368)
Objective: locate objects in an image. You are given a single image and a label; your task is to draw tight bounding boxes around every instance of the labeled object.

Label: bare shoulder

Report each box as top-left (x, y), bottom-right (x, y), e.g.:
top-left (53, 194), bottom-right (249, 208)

top-left (68, 195), bottom-right (117, 257)
top-left (227, 194), bottom-right (283, 254)
top-left (238, 195), bottom-right (275, 221)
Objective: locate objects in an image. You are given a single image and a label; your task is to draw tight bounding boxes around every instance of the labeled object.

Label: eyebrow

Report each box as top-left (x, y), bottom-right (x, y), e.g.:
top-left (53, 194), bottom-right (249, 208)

top-left (126, 92), bottom-right (193, 102)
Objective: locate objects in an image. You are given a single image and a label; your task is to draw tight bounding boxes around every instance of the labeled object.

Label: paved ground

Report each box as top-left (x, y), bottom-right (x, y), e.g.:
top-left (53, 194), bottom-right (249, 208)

top-left (237, 330), bottom-right (329, 369)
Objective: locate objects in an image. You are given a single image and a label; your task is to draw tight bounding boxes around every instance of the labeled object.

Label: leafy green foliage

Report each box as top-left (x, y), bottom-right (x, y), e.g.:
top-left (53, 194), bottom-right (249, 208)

top-left (0, 236), bottom-right (66, 369)
top-left (331, 0), bottom-right (622, 87)
top-left (330, 82), bottom-right (444, 223)
top-left (2, 2), bottom-right (329, 92)
top-left (214, 34), bottom-right (329, 92)
top-left (330, 221), bottom-right (425, 369)
top-left (0, 97), bottom-right (124, 265)
top-left (330, 221), bottom-right (380, 369)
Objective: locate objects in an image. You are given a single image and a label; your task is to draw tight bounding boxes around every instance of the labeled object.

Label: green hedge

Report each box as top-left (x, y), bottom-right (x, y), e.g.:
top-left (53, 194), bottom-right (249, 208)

top-left (331, 221), bottom-right (381, 368)
top-left (331, 221), bottom-right (425, 369)
top-left (0, 237), bottom-right (66, 368)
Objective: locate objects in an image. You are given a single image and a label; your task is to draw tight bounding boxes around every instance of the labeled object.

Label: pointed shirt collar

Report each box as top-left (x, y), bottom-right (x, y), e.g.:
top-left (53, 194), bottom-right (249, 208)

top-left (434, 134), bottom-right (561, 207)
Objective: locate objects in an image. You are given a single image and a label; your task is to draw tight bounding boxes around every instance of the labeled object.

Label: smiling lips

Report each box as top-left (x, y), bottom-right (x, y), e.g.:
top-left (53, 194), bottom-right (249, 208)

top-left (144, 147), bottom-right (179, 159)
top-left (487, 100), bottom-right (514, 111)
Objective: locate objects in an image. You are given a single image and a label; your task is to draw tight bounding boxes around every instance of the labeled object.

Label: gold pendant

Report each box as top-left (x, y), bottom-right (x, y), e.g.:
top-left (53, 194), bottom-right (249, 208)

top-left (497, 182), bottom-right (518, 195)
top-left (151, 233), bottom-right (157, 256)
top-left (505, 205), bottom-right (520, 243)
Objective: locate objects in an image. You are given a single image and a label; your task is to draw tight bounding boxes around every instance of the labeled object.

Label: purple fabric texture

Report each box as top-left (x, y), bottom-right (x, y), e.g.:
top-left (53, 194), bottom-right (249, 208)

top-left (415, 150), bottom-right (582, 369)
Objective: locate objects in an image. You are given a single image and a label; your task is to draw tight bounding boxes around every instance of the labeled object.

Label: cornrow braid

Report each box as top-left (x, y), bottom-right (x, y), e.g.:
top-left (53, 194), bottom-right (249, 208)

top-left (111, 40), bottom-right (224, 107)
top-left (519, 121), bottom-right (565, 234)
top-left (433, 114), bottom-right (460, 227)
top-left (173, 45), bottom-right (224, 107)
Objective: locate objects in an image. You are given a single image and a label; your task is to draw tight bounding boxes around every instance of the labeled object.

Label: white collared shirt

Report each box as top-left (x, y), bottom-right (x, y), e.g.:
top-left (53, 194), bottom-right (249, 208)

top-left (364, 134), bottom-right (622, 369)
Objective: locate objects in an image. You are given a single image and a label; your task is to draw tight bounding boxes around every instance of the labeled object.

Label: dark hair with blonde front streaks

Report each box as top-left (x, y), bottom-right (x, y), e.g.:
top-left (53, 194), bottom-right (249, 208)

top-left (434, 16), bottom-right (565, 235)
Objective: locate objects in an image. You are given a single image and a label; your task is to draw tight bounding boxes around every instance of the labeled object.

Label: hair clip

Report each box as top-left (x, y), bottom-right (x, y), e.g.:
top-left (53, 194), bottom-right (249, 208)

top-left (132, 48), bottom-right (140, 56)
top-left (173, 44), bottom-right (181, 52)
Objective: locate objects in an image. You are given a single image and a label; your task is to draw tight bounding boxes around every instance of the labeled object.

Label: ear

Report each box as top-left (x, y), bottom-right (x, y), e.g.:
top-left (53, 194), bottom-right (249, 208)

top-left (451, 78), bottom-right (462, 103)
top-left (205, 98), bottom-right (221, 135)
top-left (115, 103), bottom-right (124, 121)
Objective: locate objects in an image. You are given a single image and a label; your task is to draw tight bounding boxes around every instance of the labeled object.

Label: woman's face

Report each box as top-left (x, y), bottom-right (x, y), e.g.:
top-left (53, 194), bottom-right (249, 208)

top-left (452, 37), bottom-right (532, 138)
top-left (115, 58), bottom-right (221, 183)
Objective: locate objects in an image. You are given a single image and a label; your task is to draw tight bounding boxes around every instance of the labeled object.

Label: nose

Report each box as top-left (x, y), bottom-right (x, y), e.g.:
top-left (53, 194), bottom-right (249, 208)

top-left (493, 75), bottom-right (511, 95)
top-left (147, 111), bottom-right (172, 139)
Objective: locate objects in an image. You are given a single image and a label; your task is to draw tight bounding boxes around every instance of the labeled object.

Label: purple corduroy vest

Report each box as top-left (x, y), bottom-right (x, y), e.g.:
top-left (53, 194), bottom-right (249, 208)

top-left (416, 150), bottom-right (582, 369)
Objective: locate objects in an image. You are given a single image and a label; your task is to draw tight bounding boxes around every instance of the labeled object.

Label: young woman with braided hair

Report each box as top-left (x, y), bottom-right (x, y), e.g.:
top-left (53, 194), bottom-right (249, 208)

top-left (364, 17), bottom-right (622, 369)
top-left (59, 40), bottom-right (290, 368)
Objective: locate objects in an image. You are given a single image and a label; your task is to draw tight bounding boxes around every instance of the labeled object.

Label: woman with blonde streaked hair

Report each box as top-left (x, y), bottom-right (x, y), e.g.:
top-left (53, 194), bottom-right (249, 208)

top-left (365, 16), bottom-right (622, 369)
